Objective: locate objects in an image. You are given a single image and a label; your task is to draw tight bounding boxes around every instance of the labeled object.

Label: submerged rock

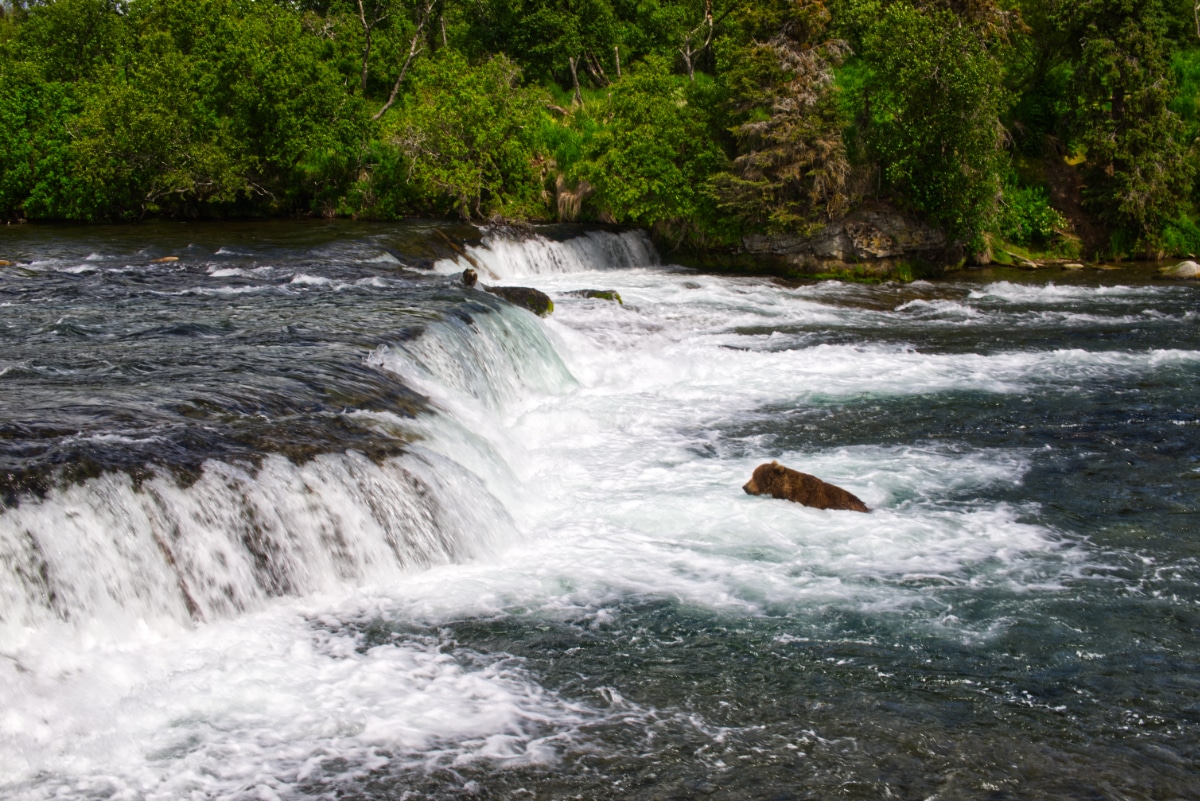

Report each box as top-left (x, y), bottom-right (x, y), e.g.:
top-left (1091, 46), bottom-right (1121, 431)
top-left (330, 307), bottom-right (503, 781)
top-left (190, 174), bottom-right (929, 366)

top-left (483, 285), bottom-right (554, 317)
top-left (743, 461), bottom-right (869, 513)
top-left (565, 289), bottom-right (623, 304)
top-left (1161, 260), bottom-right (1200, 279)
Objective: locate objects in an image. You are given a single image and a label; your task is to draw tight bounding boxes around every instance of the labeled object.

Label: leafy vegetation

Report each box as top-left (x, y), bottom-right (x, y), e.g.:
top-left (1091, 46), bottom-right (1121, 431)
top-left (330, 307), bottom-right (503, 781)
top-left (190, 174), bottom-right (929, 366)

top-left (2, 0), bottom-right (1200, 258)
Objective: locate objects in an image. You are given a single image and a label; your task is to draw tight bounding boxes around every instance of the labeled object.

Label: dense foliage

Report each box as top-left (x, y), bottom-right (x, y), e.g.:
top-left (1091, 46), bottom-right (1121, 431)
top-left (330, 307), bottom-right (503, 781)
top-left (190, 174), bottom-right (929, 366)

top-left (3, 0), bottom-right (1200, 256)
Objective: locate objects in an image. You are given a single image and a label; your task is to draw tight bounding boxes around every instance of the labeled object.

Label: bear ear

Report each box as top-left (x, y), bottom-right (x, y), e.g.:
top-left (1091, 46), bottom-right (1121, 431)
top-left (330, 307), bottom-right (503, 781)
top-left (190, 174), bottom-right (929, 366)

top-left (771, 460), bottom-right (780, 466)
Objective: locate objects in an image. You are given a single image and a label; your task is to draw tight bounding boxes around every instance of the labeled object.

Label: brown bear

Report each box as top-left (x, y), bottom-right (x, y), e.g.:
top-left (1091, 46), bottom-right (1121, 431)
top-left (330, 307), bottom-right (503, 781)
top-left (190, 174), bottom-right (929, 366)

top-left (743, 461), bottom-right (870, 513)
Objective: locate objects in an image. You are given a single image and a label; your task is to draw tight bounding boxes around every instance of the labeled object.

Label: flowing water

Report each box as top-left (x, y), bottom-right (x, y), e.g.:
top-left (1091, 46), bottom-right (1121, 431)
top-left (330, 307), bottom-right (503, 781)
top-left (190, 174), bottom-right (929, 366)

top-left (1, 221), bottom-right (1198, 800)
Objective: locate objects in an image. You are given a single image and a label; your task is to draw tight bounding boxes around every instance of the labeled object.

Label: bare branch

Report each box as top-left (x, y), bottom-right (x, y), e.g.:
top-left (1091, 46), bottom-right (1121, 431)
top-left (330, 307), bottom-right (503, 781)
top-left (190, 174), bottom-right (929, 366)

top-left (373, 1), bottom-right (433, 122)
top-left (568, 55), bottom-right (582, 105)
top-left (356, 0), bottom-right (391, 94)
top-left (680, 0), bottom-right (717, 81)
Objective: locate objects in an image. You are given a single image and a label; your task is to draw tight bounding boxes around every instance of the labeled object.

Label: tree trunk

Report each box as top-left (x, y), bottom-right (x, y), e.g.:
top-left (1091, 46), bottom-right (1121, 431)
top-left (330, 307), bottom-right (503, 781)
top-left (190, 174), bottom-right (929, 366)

top-left (680, 46), bottom-right (695, 81)
top-left (585, 51), bottom-right (609, 86)
top-left (614, 45), bottom-right (621, 78)
top-left (569, 56), bottom-right (582, 105)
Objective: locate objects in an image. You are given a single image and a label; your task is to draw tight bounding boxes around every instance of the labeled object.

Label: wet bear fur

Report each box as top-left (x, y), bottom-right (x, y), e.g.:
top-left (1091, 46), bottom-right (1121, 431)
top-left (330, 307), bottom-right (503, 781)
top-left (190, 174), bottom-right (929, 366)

top-left (743, 461), bottom-right (869, 513)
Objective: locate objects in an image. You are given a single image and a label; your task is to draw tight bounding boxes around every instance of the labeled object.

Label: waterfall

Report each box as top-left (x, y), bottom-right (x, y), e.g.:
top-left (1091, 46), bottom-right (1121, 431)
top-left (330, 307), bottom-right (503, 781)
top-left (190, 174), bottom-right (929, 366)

top-left (0, 265), bottom-right (602, 633)
top-left (434, 228), bottom-right (659, 279)
top-left (0, 450), bottom-right (514, 630)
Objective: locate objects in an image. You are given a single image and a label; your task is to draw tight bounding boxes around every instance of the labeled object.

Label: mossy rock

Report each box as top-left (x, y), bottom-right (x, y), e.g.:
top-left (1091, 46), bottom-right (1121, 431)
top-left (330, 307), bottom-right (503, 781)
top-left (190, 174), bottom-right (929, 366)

top-left (564, 289), bottom-right (623, 304)
top-left (483, 285), bottom-right (554, 317)
top-left (1161, 260), bottom-right (1200, 279)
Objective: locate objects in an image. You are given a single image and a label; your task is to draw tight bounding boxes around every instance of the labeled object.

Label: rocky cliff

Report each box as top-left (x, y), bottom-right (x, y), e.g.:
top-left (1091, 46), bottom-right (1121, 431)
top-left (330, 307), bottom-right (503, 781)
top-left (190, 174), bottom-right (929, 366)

top-left (741, 206), bottom-right (958, 276)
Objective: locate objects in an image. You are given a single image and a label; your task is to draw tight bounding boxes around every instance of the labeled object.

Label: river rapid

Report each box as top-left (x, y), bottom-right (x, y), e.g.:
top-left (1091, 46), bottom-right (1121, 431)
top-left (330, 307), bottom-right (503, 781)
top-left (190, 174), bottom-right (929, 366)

top-left (1, 221), bottom-right (1198, 800)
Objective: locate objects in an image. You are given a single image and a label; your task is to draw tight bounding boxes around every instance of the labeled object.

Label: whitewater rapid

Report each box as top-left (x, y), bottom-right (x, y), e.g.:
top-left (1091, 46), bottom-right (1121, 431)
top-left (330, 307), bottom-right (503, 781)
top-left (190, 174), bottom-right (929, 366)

top-left (2, 227), bottom-right (1197, 800)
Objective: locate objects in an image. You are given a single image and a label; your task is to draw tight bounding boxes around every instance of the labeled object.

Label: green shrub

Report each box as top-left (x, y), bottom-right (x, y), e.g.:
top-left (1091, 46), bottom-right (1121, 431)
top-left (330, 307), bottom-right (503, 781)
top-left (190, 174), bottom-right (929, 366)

top-left (580, 57), bottom-right (727, 233)
top-left (996, 181), bottom-right (1066, 245)
top-left (855, 3), bottom-right (1007, 241)
top-left (1161, 214), bottom-right (1200, 256)
top-left (379, 52), bottom-right (554, 220)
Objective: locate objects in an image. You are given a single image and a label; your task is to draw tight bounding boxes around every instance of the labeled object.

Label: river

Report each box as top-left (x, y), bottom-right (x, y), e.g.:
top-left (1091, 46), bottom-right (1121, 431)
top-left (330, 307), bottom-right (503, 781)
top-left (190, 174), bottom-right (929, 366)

top-left (1, 221), bottom-right (1198, 799)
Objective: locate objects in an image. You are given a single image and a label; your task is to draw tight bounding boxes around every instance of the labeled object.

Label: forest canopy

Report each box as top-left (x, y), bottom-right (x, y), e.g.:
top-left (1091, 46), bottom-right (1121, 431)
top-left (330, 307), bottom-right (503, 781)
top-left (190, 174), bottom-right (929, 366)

top-left (2, 0), bottom-right (1200, 258)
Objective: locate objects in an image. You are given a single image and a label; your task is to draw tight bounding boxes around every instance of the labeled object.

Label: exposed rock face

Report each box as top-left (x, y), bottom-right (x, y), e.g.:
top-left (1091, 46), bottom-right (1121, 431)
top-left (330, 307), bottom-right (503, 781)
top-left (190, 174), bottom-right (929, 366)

top-left (1162, 260), bottom-right (1200, 279)
top-left (742, 206), bottom-right (954, 274)
top-left (743, 461), bottom-right (869, 513)
top-left (482, 285), bottom-right (554, 317)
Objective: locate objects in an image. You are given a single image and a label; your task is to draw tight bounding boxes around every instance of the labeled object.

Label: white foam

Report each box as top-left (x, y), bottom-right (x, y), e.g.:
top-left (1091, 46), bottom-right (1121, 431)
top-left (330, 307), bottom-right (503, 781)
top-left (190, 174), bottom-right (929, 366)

top-left (968, 281), bottom-right (1173, 304)
top-left (0, 604), bottom-right (586, 800)
top-left (433, 229), bottom-right (658, 279)
top-left (291, 273), bottom-right (332, 286)
top-left (361, 251), bottom-right (402, 264)
top-left (0, 450), bottom-right (511, 631)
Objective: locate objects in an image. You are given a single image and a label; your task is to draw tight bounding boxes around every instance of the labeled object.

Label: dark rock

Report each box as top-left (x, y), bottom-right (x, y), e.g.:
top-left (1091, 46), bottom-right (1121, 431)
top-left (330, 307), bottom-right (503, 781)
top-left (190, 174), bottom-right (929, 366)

top-left (740, 205), bottom-right (953, 276)
top-left (743, 461), bottom-right (869, 513)
top-left (462, 268), bottom-right (478, 287)
top-left (483, 285), bottom-right (554, 317)
top-left (565, 289), bottom-right (623, 304)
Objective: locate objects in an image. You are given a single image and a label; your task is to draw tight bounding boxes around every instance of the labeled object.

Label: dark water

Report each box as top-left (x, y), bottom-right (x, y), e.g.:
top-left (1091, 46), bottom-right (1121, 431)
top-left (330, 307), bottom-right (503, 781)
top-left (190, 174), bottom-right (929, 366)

top-left (1, 223), bottom-right (1198, 800)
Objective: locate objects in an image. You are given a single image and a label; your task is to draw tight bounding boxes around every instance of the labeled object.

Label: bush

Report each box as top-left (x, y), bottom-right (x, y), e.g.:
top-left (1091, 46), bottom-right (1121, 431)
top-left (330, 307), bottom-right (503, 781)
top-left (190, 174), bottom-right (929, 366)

top-left (1161, 214), bottom-right (1200, 256)
top-left (855, 3), bottom-right (1007, 242)
top-left (581, 56), bottom-right (727, 234)
top-left (379, 52), bottom-right (554, 219)
top-left (996, 181), bottom-right (1066, 245)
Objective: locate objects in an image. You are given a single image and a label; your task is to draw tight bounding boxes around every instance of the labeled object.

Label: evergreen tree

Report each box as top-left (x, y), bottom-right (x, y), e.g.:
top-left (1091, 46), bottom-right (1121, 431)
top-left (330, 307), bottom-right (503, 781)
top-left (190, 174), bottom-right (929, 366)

top-left (1072, 0), bottom-right (1194, 246)
top-left (711, 0), bottom-right (852, 235)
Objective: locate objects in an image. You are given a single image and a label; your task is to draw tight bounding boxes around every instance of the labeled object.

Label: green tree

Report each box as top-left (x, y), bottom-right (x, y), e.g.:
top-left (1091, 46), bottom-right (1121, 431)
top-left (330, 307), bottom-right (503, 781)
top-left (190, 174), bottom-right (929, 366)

top-left (711, 0), bottom-right (852, 235)
top-left (463, 0), bottom-right (620, 87)
top-left (12, 0), bottom-right (129, 81)
top-left (581, 56), bottom-right (727, 237)
top-left (379, 51), bottom-right (553, 218)
top-left (0, 60), bottom-right (76, 220)
top-left (1071, 0), bottom-right (1193, 245)
top-left (856, 2), bottom-right (1006, 241)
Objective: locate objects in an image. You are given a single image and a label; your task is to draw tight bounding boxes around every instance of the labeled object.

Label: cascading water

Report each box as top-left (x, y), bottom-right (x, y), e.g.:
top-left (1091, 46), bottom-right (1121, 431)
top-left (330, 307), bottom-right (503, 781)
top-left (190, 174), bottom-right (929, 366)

top-left (2, 222), bottom-right (1199, 801)
top-left (432, 227), bottom-right (659, 279)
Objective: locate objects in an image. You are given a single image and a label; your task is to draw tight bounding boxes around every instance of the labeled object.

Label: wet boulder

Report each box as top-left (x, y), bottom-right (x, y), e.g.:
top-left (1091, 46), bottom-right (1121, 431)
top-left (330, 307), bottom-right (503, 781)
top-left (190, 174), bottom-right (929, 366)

top-left (565, 289), bottom-right (623, 304)
top-left (1161, 260), bottom-right (1200, 280)
top-left (483, 285), bottom-right (554, 317)
top-left (743, 461), bottom-right (869, 513)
